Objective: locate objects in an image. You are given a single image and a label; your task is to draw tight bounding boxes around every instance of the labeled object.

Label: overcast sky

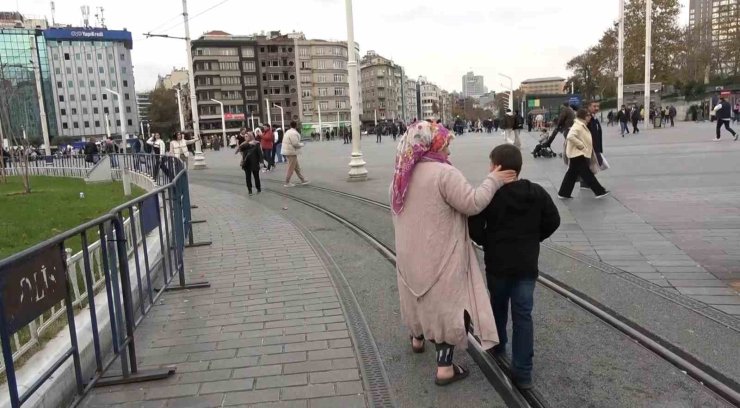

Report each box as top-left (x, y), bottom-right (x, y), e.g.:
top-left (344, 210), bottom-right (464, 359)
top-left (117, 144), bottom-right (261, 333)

top-left (18, 0), bottom-right (690, 93)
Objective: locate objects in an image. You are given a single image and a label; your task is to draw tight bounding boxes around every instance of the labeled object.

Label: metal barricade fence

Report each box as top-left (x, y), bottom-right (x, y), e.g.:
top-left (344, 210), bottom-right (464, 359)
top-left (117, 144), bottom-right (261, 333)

top-left (0, 153), bottom-right (210, 407)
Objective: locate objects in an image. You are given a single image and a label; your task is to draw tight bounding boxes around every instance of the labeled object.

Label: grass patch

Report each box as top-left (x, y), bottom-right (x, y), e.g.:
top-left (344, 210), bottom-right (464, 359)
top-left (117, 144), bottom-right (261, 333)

top-left (0, 176), bottom-right (145, 259)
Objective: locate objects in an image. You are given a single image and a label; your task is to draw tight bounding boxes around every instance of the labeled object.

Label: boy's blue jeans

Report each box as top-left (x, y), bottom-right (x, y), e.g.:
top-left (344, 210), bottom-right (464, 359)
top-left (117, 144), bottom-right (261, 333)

top-left (489, 278), bottom-right (536, 385)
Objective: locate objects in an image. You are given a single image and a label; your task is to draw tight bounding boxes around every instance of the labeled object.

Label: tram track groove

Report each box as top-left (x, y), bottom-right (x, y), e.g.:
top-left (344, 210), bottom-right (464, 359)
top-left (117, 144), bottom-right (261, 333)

top-left (193, 175), bottom-right (739, 407)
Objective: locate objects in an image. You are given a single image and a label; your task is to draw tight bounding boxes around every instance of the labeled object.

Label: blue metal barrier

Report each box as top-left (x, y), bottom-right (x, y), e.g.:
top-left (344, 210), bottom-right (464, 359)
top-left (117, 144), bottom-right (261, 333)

top-left (0, 153), bottom-right (210, 407)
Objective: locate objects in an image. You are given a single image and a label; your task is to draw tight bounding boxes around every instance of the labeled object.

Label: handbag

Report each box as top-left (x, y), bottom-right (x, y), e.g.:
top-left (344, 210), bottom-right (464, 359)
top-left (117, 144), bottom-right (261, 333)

top-left (599, 154), bottom-right (610, 171)
top-left (589, 151), bottom-right (601, 174)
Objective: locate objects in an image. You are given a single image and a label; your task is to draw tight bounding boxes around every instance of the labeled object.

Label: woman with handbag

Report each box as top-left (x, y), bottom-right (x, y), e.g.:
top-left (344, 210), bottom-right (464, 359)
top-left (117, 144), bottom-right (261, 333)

top-left (169, 132), bottom-right (197, 169)
top-left (236, 130), bottom-right (263, 196)
top-left (557, 109), bottom-right (609, 199)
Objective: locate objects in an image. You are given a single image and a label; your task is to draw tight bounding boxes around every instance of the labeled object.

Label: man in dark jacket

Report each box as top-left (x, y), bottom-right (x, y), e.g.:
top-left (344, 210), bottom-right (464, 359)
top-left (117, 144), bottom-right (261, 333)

top-left (616, 105), bottom-right (630, 136)
top-left (630, 105), bottom-right (640, 133)
top-left (84, 138), bottom-right (99, 163)
top-left (468, 144), bottom-right (560, 390)
top-left (713, 97), bottom-right (737, 141)
top-left (543, 103), bottom-right (574, 150)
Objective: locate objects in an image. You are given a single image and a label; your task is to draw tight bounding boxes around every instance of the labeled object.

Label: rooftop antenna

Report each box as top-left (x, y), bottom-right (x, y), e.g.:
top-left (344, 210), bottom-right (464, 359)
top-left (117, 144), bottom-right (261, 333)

top-left (95, 6), bottom-right (106, 28)
top-left (81, 5), bottom-right (90, 28)
top-left (50, 1), bottom-right (56, 26)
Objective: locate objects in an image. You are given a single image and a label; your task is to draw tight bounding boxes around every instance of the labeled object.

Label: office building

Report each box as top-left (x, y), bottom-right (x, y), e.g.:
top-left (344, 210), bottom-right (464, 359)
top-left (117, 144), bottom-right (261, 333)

top-left (0, 19), bottom-right (56, 141)
top-left (417, 76), bottom-right (439, 120)
top-left (191, 30), bottom-right (261, 137)
top-left (360, 50), bottom-right (403, 122)
top-left (689, 0), bottom-right (739, 75)
top-left (462, 71), bottom-right (487, 99)
top-left (45, 27), bottom-right (139, 139)
top-left (403, 78), bottom-right (418, 122)
top-left (295, 37), bottom-right (353, 132)
top-left (136, 92), bottom-right (150, 123)
top-left (520, 77), bottom-right (566, 95)
top-left (156, 67), bottom-right (188, 90)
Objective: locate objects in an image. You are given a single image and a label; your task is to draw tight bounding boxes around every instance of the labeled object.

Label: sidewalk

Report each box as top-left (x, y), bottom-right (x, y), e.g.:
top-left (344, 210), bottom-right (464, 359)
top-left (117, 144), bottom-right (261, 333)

top-left (81, 184), bottom-right (367, 407)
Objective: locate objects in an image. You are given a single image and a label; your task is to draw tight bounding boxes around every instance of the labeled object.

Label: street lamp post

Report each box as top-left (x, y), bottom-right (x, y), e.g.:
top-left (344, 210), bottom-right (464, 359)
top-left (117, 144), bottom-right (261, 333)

top-left (175, 88), bottom-right (185, 131)
top-left (644, 0), bottom-right (652, 117)
top-left (104, 87), bottom-right (127, 151)
top-left (210, 99), bottom-right (227, 148)
top-left (273, 104), bottom-right (285, 134)
top-left (499, 73), bottom-right (514, 111)
top-left (318, 103), bottom-right (323, 141)
top-left (182, 0), bottom-right (206, 169)
top-left (345, 0), bottom-right (367, 180)
top-left (617, 0), bottom-right (625, 109)
top-left (265, 98), bottom-right (272, 127)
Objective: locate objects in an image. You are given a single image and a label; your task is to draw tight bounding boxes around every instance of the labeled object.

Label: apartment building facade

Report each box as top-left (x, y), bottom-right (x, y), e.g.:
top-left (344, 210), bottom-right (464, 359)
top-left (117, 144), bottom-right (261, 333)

top-left (417, 76), bottom-right (440, 120)
top-left (360, 50), bottom-right (403, 122)
top-left (404, 78), bottom-right (418, 122)
top-left (191, 31), bottom-right (262, 137)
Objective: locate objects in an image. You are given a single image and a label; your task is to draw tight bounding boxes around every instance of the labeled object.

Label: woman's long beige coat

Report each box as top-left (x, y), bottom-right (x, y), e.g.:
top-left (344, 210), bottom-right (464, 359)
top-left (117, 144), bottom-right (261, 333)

top-left (392, 161), bottom-right (502, 349)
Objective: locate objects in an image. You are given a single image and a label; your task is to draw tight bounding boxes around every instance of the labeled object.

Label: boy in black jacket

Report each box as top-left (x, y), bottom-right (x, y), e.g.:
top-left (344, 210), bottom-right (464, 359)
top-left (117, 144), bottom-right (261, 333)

top-left (469, 144), bottom-right (560, 389)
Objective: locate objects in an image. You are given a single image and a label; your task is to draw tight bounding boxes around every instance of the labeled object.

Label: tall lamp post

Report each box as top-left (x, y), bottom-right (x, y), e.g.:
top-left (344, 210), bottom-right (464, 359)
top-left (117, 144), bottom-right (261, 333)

top-left (104, 87), bottom-right (127, 151)
top-left (182, 0), bottom-right (206, 169)
top-left (210, 98), bottom-right (227, 148)
top-left (644, 0), bottom-right (652, 117)
top-left (175, 88), bottom-right (185, 131)
top-left (617, 0), bottom-right (625, 109)
top-left (273, 104), bottom-right (285, 134)
top-left (345, 0), bottom-right (367, 180)
top-left (499, 73), bottom-right (514, 111)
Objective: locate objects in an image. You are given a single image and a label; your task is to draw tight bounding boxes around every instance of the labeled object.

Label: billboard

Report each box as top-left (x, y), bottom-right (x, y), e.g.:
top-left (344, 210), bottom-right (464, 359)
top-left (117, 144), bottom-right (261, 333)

top-left (43, 28), bottom-right (133, 48)
top-left (224, 113), bottom-right (245, 121)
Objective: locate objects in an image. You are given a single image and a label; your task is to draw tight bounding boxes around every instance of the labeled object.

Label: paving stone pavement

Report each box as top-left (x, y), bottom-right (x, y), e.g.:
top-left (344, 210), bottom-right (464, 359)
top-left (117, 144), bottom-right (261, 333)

top-left (81, 184), bottom-right (367, 408)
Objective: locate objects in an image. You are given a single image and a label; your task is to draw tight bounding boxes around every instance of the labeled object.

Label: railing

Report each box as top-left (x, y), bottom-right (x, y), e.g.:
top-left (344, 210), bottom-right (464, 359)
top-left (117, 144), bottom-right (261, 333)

top-left (0, 153), bottom-right (210, 407)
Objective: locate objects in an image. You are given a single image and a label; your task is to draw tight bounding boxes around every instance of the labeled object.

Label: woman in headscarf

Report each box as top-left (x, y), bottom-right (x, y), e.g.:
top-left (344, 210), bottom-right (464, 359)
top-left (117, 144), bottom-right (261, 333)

top-left (235, 129), bottom-right (263, 196)
top-left (391, 121), bottom-right (516, 385)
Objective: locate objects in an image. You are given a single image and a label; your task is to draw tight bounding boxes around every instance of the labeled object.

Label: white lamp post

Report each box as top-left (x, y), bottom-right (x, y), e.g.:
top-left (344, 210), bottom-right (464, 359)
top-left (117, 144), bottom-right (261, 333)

top-left (175, 88), bottom-right (185, 131)
top-left (644, 0), bottom-right (652, 117)
top-left (265, 98), bottom-right (272, 127)
top-left (273, 103), bottom-right (285, 135)
top-left (210, 98), bottom-right (227, 147)
top-left (182, 0), bottom-right (206, 169)
top-left (345, 0), bottom-right (367, 180)
top-left (318, 103), bottom-right (323, 141)
top-left (499, 73), bottom-right (514, 111)
top-left (104, 87), bottom-right (127, 151)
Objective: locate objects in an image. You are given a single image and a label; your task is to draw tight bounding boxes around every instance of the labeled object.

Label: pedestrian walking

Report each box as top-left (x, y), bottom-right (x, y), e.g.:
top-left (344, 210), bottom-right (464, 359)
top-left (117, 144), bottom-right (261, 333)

top-left (542, 103), bottom-right (575, 152)
top-left (617, 105), bottom-right (630, 136)
top-left (669, 105), bottom-right (676, 127)
top-left (260, 125), bottom-right (275, 171)
top-left (229, 134), bottom-right (238, 149)
top-left (376, 127), bottom-right (382, 143)
top-left (513, 110), bottom-right (524, 148)
top-left (169, 132), bottom-right (196, 169)
top-left (733, 101), bottom-right (740, 123)
top-left (274, 127), bottom-right (285, 164)
top-left (502, 109), bottom-right (516, 145)
top-left (84, 137), bottom-right (99, 164)
top-left (581, 101), bottom-right (605, 190)
top-left (557, 109), bottom-right (609, 199)
top-left (468, 144), bottom-right (560, 390)
top-left (236, 132), bottom-right (263, 195)
top-left (282, 121), bottom-right (309, 187)
top-left (390, 121), bottom-right (516, 386)
top-left (147, 133), bottom-right (173, 184)
top-left (631, 105), bottom-right (640, 134)
top-left (712, 97), bottom-right (738, 141)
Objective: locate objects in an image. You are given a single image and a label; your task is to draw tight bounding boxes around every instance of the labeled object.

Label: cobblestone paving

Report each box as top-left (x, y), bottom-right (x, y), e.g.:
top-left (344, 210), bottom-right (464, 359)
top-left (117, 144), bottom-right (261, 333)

top-left (81, 185), bottom-right (367, 408)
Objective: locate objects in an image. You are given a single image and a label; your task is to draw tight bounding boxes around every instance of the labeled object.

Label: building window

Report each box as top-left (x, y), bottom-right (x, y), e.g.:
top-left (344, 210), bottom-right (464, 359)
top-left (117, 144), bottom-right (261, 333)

top-left (86, 53), bottom-right (91, 60)
top-left (221, 76), bottom-right (240, 85)
top-left (97, 53), bottom-right (102, 60)
top-left (59, 95), bottom-right (65, 102)
top-left (66, 67), bottom-right (71, 74)
top-left (81, 94), bottom-right (87, 101)
top-left (333, 60), bottom-right (345, 69)
top-left (103, 94), bottom-right (108, 100)
top-left (99, 67), bottom-right (104, 74)
top-left (299, 47), bottom-right (309, 57)
top-left (62, 122), bottom-right (68, 129)
top-left (84, 121), bottom-right (90, 128)
top-left (77, 67), bottom-right (82, 74)
top-left (120, 53), bottom-right (125, 60)
top-left (79, 80), bottom-right (85, 87)
top-left (123, 80), bottom-right (128, 87)
top-left (109, 67), bottom-right (116, 74)
top-left (318, 88), bottom-right (328, 96)
top-left (111, 80), bottom-right (117, 88)
top-left (71, 108), bottom-right (77, 114)
top-left (242, 61), bottom-right (255, 72)
top-left (116, 120), bottom-right (120, 126)
top-left (300, 61), bottom-right (310, 69)
top-left (93, 107), bottom-right (98, 114)
top-left (127, 119), bottom-right (132, 126)
top-left (302, 89), bottom-right (311, 97)
top-left (303, 103), bottom-right (312, 111)
top-left (334, 88), bottom-right (345, 96)
top-left (245, 90), bottom-right (258, 100)
top-left (104, 107), bottom-right (109, 114)
top-left (334, 74), bottom-right (345, 82)
top-left (60, 108), bottom-right (66, 115)
top-left (54, 67), bottom-right (60, 74)
top-left (243, 75), bottom-right (257, 85)
top-left (122, 67), bottom-right (127, 74)
top-left (89, 80), bottom-right (96, 87)
top-left (88, 67), bottom-right (93, 74)
top-left (319, 101), bottom-right (328, 110)
top-left (101, 80), bottom-right (106, 87)
top-left (64, 53), bottom-right (70, 60)
top-left (92, 94), bottom-right (97, 101)
top-left (73, 122), bottom-right (79, 128)
top-left (272, 74), bottom-right (280, 81)
top-left (67, 80), bottom-right (73, 88)
top-left (271, 60), bottom-right (279, 67)
top-left (94, 120), bottom-right (100, 127)
top-left (219, 61), bottom-right (238, 71)
top-left (53, 54), bottom-right (59, 61)
top-left (83, 107), bottom-right (88, 114)
top-left (126, 106), bottom-right (131, 113)
top-left (300, 74), bottom-right (310, 83)
top-left (241, 47), bottom-right (255, 57)
top-left (56, 81), bottom-right (62, 88)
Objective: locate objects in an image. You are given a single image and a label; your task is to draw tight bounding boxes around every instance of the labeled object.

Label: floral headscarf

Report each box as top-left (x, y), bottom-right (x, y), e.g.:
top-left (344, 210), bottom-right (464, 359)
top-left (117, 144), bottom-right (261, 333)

top-left (391, 121), bottom-right (453, 215)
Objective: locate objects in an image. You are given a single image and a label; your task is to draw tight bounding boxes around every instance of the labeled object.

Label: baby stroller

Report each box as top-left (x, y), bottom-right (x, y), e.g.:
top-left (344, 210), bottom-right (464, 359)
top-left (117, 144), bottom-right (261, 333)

top-left (531, 129), bottom-right (557, 158)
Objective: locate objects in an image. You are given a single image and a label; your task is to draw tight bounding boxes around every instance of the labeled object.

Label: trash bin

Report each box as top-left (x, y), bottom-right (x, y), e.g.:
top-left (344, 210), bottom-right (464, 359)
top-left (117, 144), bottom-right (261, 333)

top-left (653, 116), bottom-right (661, 128)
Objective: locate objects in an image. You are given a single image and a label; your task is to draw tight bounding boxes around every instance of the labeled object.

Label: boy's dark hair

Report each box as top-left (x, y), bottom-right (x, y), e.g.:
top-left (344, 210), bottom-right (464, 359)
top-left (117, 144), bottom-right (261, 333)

top-left (576, 108), bottom-right (589, 120)
top-left (290, 121), bottom-right (297, 129)
top-left (489, 144), bottom-right (522, 175)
